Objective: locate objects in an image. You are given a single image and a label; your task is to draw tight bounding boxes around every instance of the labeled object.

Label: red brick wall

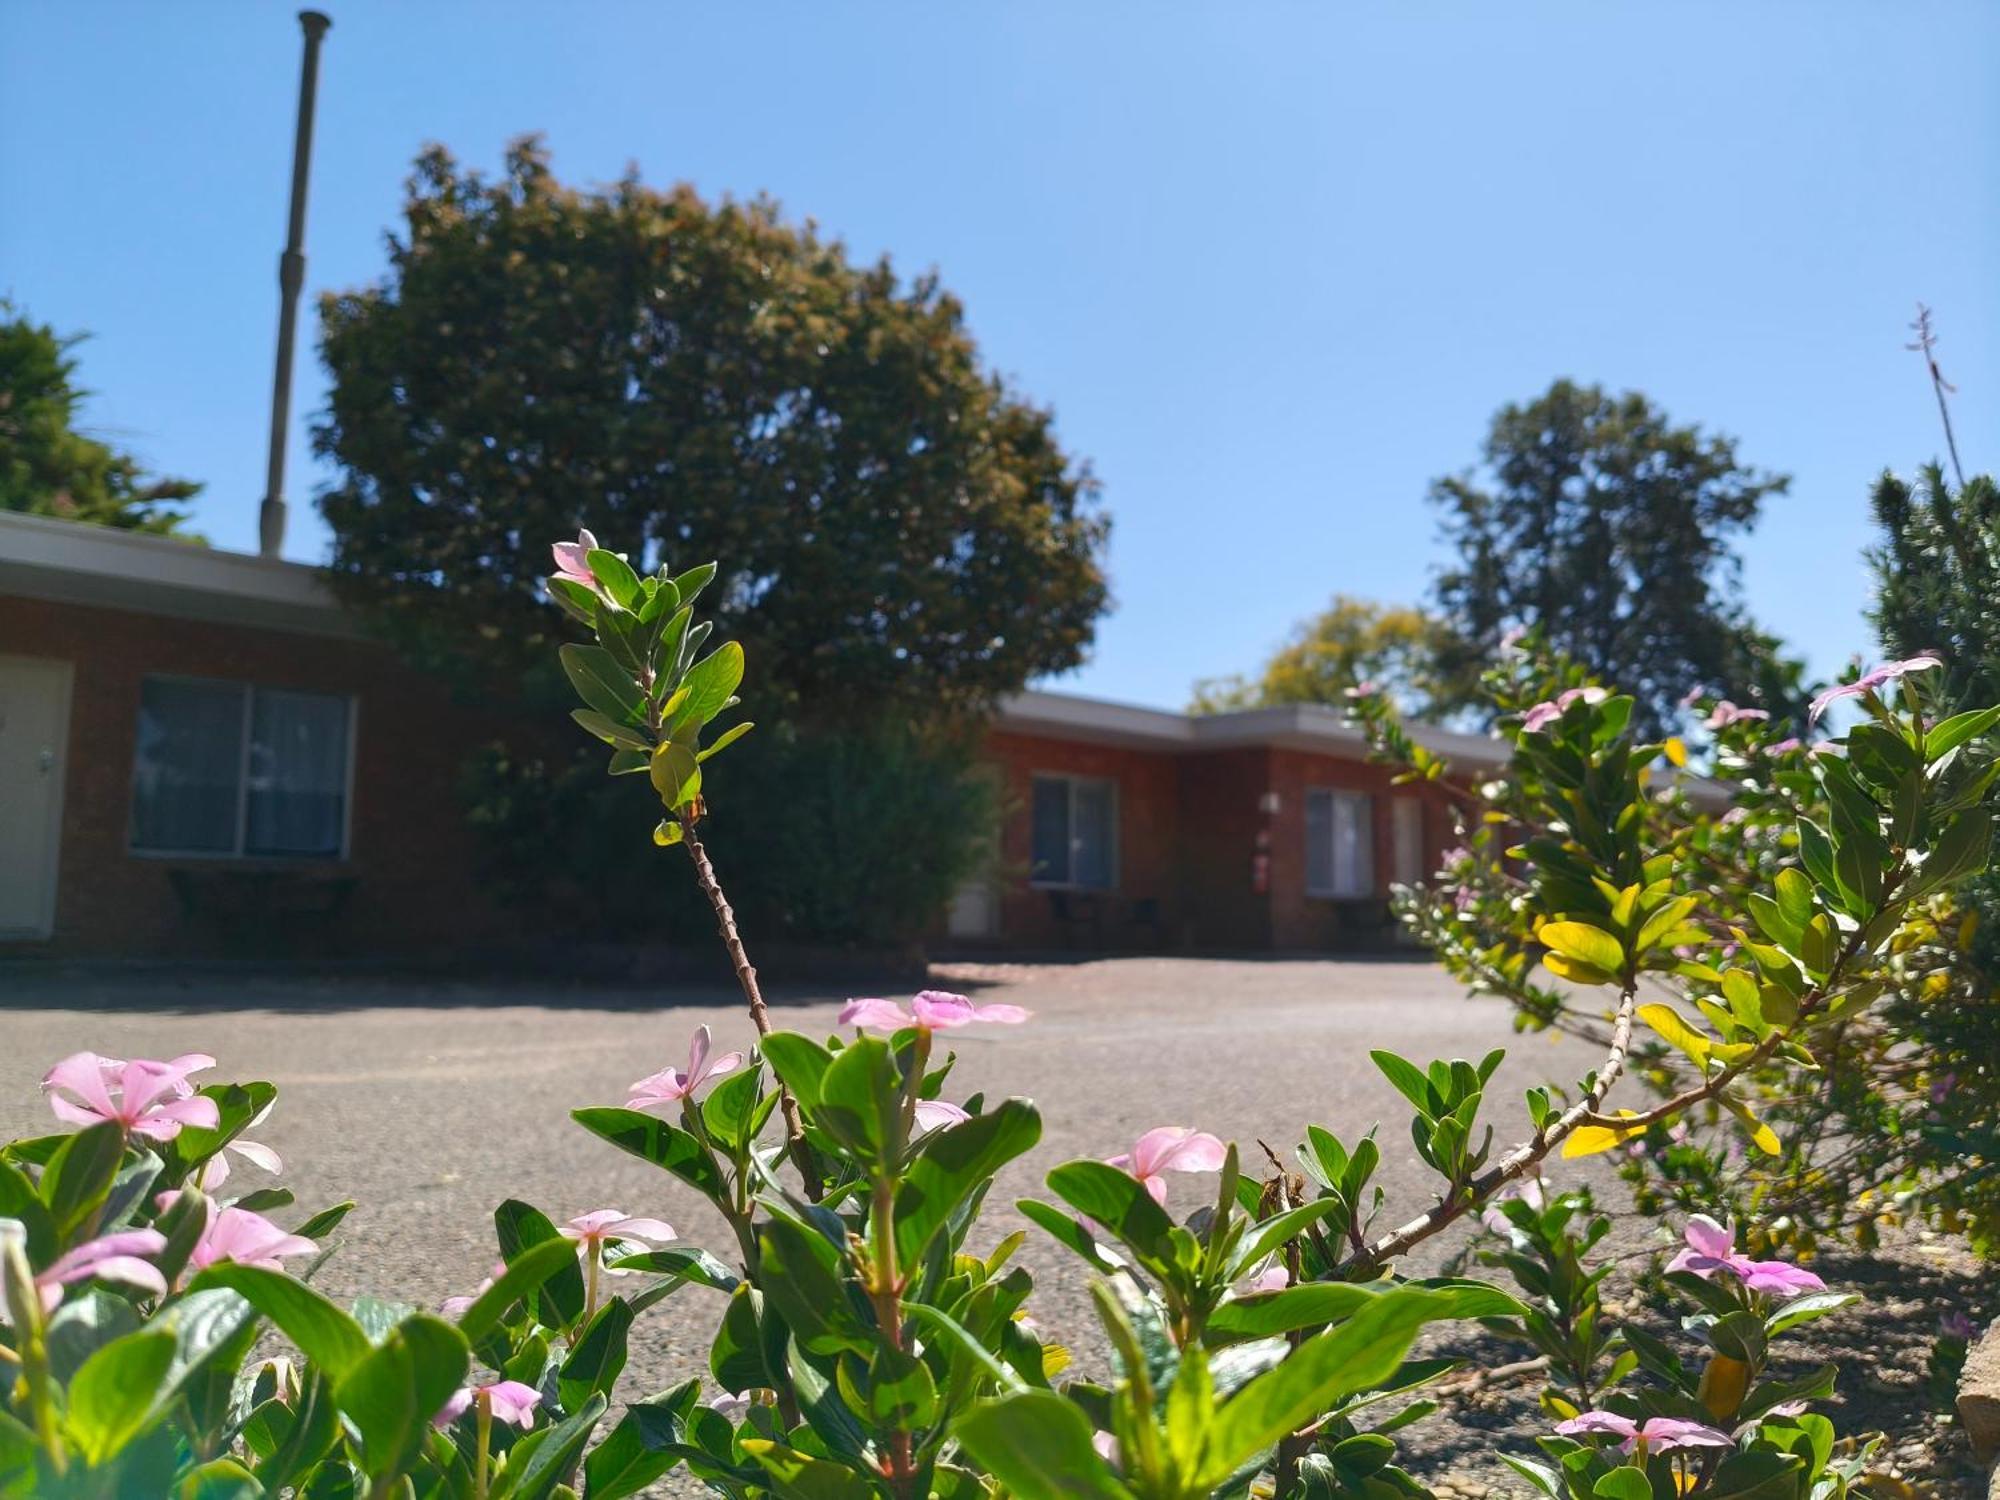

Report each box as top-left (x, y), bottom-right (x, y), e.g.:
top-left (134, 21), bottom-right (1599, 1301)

top-left (1, 596), bottom-right (515, 957)
top-left (979, 731), bottom-right (1185, 949)
top-left (1174, 748), bottom-right (1274, 949)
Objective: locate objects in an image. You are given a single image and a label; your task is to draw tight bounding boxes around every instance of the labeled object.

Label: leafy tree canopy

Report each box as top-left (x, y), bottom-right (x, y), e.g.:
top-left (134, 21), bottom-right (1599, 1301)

top-left (0, 300), bottom-right (201, 536)
top-left (1190, 596), bottom-right (1446, 716)
top-left (1428, 379), bottom-right (1802, 735)
top-left (315, 139), bottom-right (1110, 721)
top-left (1870, 463), bottom-right (2000, 707)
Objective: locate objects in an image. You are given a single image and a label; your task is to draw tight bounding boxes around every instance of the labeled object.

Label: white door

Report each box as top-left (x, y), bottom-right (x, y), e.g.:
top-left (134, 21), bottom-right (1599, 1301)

top-left (1392, 796), bottom-right (1425, 888)
top-left (0, 656), bottom-right (73, 939)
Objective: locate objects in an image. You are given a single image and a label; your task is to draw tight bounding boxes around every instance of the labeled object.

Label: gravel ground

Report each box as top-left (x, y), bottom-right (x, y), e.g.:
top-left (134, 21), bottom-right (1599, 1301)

top-left (0, 956), bottom-right (1984, 1495)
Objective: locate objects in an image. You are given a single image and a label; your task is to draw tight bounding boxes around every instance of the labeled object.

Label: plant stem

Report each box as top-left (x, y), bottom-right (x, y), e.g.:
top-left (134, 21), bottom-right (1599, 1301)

top-left (869, 1174), bottom-right (916, 1494)
top-left (680, 822), bottom-right (820, 1200)
top-left (474, 1393), bottom-right (492, 1500)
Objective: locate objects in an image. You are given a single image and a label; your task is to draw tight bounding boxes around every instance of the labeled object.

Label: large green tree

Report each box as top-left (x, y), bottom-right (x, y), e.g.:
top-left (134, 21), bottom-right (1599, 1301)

top-left (1190, 596), bottom-right (1446, 715)
top-left (1428, 380), bottom-right (1801, 734)
top-left (0, 301), bottom-right (201, 535)
top-left (315, 139), bottom-right (1109, 721)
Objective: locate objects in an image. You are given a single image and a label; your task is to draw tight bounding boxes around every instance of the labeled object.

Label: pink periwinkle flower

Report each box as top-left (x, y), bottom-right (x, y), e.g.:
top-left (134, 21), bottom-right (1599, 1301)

top-left (913, 1098), bottom-right (971, 1134)
top-left (559, 1210), bottom-right (675, 1254)
top-left (550, 528), bottom-right (602, 592)
top-left (837, 990), bottom-right (1031, 1034)
top-left (1667, 1215), bottom-right (1826, 1296)
top-left (1344, 680), bottom-right (1381, 701)
top-left (1107, 1126), bottom-right (1228, 1205)
top-left (1245, 1264), bottom-right (1291, 1293)
top-left (627, 1026), bottom-right (744, 1110)
top-left (1556, 1411), bottom-right (1734, 1454)
top-left (195, 1136), bottom-right (283, 1193)
top-left (1521, 686), bottom-right (1608, 734)
top-left (1941, 1311), bottom-right (1979, 1342)
top-left (1705, 701), bottom-right (1771, 730)
top-left (1679, 684), bottom-right (1707, 709)
top-left (1480, 1175), bottom-right (1546, 1234)
top-left (184, 1203), bottom-right (319, 1274)
top-left (1807, 654), bottom-right (1942, 724)
top-left (43, 1052), bottom-right (219, 1141)
top-left (26, 1229), bottom-right (168, 1314)
top-left (1500, 625), bottom-right (1530, 654)
top-left (1767, 737), bottom-right (1803, 755)
top-left (1093, 1429), bottom-right (1122, 1467)
top-left (435, 1380), bottom-right (541, 1430)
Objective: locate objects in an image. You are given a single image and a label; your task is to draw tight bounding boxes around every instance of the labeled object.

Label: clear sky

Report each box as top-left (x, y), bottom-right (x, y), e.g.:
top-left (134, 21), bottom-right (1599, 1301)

top-left (4, 3), bottom-right (1995, 710)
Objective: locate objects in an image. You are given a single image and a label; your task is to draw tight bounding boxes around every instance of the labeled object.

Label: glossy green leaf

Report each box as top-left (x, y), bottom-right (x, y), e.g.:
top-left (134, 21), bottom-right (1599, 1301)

top-left (187, 1264), bottom-right (370, 1380)
top-left (896, 1098), bottom-right (1042, 1266)
top-left (954, 1390), bottom-right (1135, 1500)
top-left (454, 1236), bottom-right (580, 1342)
top-left (333, 1314), bottom-right (468, 1481)
top-left (66, 1327), bottom-right (176, 1465)
top-left (494, 1200), bottom-right (587, 1330)
top-left (559, 1297), bottom-right (633, 1409)
top-left (558, 643), bottom-right (641, 720)
top-left (570, 1107), bottom-right (727, 1198)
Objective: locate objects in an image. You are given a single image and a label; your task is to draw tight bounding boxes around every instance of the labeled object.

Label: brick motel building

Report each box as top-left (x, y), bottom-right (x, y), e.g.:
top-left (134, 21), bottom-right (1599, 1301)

top-left (2, 509), bottom-right (1502, 961)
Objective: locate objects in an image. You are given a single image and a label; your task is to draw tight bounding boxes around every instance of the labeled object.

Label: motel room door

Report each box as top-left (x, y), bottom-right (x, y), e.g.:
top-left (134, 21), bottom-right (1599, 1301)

top-left (0, 656), bottom-right (73, 939)
top-left (946, 764), bottom-right (1003, 941)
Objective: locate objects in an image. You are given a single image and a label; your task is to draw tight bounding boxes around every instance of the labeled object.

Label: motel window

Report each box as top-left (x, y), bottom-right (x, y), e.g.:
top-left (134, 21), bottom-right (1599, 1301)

top-left (1030, 773), bottom-right (1116, 889)
top-left (130, 678), bottom-right (353, 859)
top-left (1305, 788), bottom-right (1374, 898)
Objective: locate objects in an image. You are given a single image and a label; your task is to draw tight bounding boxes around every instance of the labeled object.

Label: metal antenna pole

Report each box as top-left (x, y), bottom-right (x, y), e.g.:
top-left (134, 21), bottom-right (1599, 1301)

top-left (259, 10), bottom-right (333, 558)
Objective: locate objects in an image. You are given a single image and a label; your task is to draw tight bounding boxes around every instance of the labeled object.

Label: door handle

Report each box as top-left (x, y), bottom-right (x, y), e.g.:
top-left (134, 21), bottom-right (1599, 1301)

top-left (39, 748), bottom-right (54, 775)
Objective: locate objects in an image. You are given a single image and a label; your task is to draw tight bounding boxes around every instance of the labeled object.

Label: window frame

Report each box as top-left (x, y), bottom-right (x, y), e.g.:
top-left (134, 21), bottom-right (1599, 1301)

top-left (128, 674), bottom-right (359, 862)
top-left (1027, 771), bottom-right (1120, 892)
top-left (1304, 786), bottom-right (1375, 899)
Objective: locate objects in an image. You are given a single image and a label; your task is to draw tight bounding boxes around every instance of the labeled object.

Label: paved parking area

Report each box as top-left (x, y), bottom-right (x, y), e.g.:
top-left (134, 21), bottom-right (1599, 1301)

top-left (0, 957), bottom-right (1611, 1405)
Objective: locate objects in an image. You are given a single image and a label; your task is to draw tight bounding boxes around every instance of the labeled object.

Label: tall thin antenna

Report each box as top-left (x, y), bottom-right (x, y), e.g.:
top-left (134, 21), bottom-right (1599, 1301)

top-left (1907, 303), bottom-right (1966, 490)
top-left (259, 10), bottom-right (333, 559)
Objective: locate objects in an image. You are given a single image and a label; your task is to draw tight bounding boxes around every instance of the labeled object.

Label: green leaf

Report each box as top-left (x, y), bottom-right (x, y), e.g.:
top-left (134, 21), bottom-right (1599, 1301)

top-left (739, 1438), bottom-right (880, 1500)
top-left (602, 1245), bottom-right (740, 1292)
top-left (558, 643), bottom-right (642, 721)
top-left (571, 708), bottom-right (651, 750)
top-left (494, 1200), bottom-right (587, 1330)
top-left (41, 1120), bottom-right (126, 1238)
top-left (1537, 922), bottom-right (1626, 974)
top-left (1773, 867), bottom-right (1815, 933)
top-left (454, 1236), bottom-right (581, 1342)
top-left (1594, 1468), bottom-right (1653, 1500)
top-left (1208, 1283), bottom-right (1376, 1342)
top-left (697, 720), bottom-right (755, 762)
top-left (585, 548), bottom-right (642, 609)
top-left (666, 641), bottom-right (745, 738)
top-left (667, 561), bottom-right (719, 608)
top-left (851, 1345), bottom-right (938, 1430)
top-left (333, 1314), bottom-right (468, 1482)
top-left (814, 1034), bottom-right (900, 1162)
top-left (648, 741), bottom-right (701, 811)
top-left (570, 1107), bottom-right (727, 1198)
top-left (1763, 1291), bottom-right (1858, 1337)
top-left (1045, 1160), bottom-right (1176, 1265)
top-left (186, 1264), bottom-right (370, 1380)
top-left (583, 1382), bottom-right (699, 1500)
top-left (953, 1390), bottom-right (1136, 1500)
top-left (66, 1327), bottom-right (177, 1466)
top-left (1369, 1051), bottom-right (1436, 1115)
top-left (756, 1219), bottom-right (869, 1357)
top-left (500, 1392), bottom-right (609, 1500)
top-left (761, 1033), bottom-right (835, 1111)
top-left (1229, 1198), bottom-right (1348, 1279)
top-left (895, 1098), bottom-right (1042, 1266)
top-left (700, 1066), bottom-right (765, 1154)
top-left (558, 1297), bottom-right (633, 1409)
top-left (1702, 1450), bottom-right (1806, 1500)
top-left (1926, 706), bottom-right (2000, 760)
top-left (1204, 1288), bottom-right (1451, 1481)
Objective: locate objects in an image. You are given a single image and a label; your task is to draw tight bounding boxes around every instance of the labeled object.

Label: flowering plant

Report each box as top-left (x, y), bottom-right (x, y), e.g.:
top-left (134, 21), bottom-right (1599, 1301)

top-left (3, 533), bottom-right (1986, 1497)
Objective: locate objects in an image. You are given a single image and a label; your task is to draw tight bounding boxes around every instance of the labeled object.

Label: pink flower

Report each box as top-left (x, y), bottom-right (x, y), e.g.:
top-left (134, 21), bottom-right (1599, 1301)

top-left (1807, 655), bottom-right (1942, 724)
top-left (195, 1136), bottom-right (283, 1193)
top-left (1108, 1126), bottom-right (1228, 1204)
top-left (27, 1229), bottom-right (168, 1314)
top-left (626, 1026), bottom-right (744, 1109)
top-left (185, 1204), bottom-right (319, 1274)
top-left (1666, 1215), bottom-right (1826, 1296)
top-left (706, 1390), bottom-right (753, 1421)
top-left (43, 1052), bottom-right (219, 1141)
top-left (435, 1380), bottom-right (541, 1430)
top-left (1245, 1265), bottom-right (1291, 1293)
top-left (550, 528), bottom-right (602, 592)
top-left (1092, 1430), bottom-right (1122, 1467)
top-left (913, 1099), bottom-right (971, 1133)
top-left (1556, 1412), bottom-right (1733, 1454)
top-left (1680, 684), bottom-right (1707, 709)
top-left (1767, 737), bottom-right (1802, 754)
top-left (1344, 680), bottom-right (1381, 700)
top-left (1941, 1311), bottom-right (1979, 1342)
top-left (1705, 701), bottom-right (1770, 729)
top-left (837, 990), bottom-right (1031, 1033)
top-left (1480, 1175), bottom-right (1546, 1234)
top-left (559, 1210), bottom-right (675, 1254)
top-left (1500, 625), bottom-right (1530, 654)
top-left (1521, 686), bottom-right (1608, 733)
top-left (441, 1260), bottom-right (507, 1318)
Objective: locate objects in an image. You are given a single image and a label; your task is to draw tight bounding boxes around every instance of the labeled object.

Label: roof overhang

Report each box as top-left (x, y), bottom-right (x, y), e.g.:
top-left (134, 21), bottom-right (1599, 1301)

top-left (0, 511), bottom-right (355, 639)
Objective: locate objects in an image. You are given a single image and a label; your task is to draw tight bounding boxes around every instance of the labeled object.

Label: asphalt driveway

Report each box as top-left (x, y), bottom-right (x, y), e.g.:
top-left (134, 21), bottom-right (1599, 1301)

top-left (0, 957), bottom-right (1612, 1417)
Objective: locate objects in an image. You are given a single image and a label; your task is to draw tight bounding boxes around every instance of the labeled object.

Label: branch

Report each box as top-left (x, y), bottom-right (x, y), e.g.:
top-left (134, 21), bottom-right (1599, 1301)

top-left (680, 822), bottom-right (820, 1200)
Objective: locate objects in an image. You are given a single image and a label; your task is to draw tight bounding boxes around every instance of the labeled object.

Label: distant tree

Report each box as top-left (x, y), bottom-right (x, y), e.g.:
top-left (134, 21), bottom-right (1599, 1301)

top-left (0, 301), bottom-right (201, 535)
top-left (1428, 380), bottom-right (1796, 735)
top-left (316, 139), bottom-right (1109, 723)
top-left (1869, 463), bottom-right (2000, 707)
top-left (1190, 596), bottom-right (1446, 715)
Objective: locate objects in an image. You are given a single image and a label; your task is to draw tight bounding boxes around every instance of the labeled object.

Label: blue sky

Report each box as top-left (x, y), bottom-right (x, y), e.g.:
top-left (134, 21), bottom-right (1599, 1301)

top-left (4, 3), bottom-right (1995, 710)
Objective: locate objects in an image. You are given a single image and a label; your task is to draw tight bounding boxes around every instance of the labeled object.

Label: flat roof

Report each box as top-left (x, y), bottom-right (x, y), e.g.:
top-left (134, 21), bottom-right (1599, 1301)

top-left (2, 512), bottom-right (1728, 801)
top-left (0, 510), bottom-right (353, 639)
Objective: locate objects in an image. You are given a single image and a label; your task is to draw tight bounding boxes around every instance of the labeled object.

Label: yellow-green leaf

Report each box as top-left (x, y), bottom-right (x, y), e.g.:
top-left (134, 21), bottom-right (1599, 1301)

top-left (1542, 952), bottom-right (1615, 987)
top-left (1562, 1112), bottom-right (1643, 1158)
top-left (1539, 922), bottom-right (1626, 976)
top-left (1637, 1003), bottom-right (1712, 1063)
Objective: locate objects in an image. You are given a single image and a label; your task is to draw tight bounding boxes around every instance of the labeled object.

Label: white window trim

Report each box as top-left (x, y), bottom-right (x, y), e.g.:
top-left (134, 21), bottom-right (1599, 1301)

top-left (1028, 772), bottom-right (1119, 892)
top-left (128, 674), bottom-right (358, 863)
top-left (1304, 787), bottom-right (1375, 900)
